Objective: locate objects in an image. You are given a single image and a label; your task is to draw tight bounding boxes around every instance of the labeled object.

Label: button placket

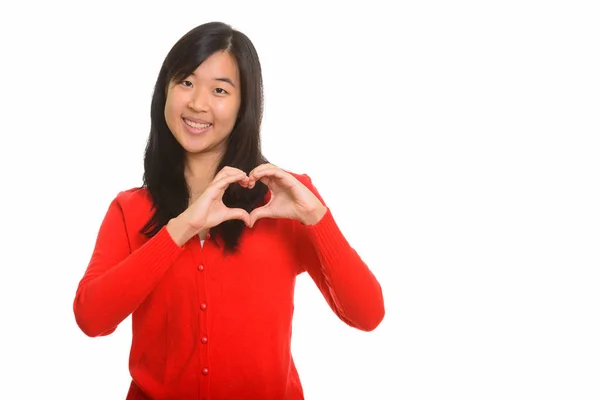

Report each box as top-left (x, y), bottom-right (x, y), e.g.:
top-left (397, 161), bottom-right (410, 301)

top-left (194, 236), bottom-right (211, 396)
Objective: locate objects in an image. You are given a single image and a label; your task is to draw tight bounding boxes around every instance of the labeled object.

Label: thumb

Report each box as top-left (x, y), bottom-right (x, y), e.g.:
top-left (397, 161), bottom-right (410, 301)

top-left (226, 208), bottom-right (251, 226)
top-left (249, 205), bottom-right (272, 228)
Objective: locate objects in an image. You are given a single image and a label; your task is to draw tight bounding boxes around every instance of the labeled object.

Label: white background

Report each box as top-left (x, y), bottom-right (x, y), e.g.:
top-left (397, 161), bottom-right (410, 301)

top-left (1, 1), bottom-right (599, 399)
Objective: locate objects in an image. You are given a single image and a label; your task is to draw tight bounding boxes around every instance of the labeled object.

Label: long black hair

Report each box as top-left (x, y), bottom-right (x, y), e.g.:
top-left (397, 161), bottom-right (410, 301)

top-left (140, 21), bottom-right (269, 252)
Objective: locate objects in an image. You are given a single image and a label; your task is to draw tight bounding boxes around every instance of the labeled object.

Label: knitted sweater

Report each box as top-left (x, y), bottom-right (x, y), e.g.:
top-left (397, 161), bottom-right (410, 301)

top-left (73, 173), bottom-right (385, 400)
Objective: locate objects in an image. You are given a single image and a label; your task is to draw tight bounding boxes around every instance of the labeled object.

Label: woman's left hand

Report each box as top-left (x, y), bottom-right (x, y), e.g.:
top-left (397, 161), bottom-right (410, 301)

top-left (247, 164), bottom-right (327, 227)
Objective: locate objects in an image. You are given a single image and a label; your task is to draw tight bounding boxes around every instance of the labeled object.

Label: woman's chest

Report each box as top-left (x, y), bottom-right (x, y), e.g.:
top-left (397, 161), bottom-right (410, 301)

top-left (140, 224), bottom-right (301, 315)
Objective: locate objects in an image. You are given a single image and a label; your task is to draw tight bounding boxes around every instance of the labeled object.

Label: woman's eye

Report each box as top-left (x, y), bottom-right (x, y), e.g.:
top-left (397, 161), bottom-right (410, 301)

top-left (214, 88), bottom-right (228, 94)
top-left (181, 80), bottom-right (193, 87)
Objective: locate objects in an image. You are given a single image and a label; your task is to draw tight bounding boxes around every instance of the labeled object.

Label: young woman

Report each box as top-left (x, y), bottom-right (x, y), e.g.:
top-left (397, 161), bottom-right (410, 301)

top-left (73, 21), bottom-right (385, 400)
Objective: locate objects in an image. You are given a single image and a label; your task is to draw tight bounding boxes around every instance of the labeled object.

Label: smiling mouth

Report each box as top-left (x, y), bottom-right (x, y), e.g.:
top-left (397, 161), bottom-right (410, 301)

top-left (183, 118), bottom-right (212, 129)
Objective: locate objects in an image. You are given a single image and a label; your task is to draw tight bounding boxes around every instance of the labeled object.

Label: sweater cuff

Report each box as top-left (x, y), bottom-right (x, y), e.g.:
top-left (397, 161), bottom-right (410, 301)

top-left (304, 208), bottom-right (353, 265)
top-left (136, 225), bottom-right (186, 276)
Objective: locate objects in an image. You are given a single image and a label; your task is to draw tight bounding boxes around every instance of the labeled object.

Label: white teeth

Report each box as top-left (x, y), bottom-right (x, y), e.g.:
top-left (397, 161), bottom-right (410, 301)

top-left (184, 119), bottom-right (211, 129)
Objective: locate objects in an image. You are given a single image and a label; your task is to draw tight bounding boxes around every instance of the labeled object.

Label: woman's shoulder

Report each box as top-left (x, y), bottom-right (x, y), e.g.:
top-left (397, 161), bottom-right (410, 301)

top-left (110, 186), bottom-right (153, 220)
top-left (114, 186), bottom-right (151, 205)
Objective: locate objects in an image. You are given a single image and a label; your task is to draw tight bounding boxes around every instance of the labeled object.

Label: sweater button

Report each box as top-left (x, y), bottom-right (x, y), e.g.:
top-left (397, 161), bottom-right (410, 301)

top-left (200, 303), bottom-right (207, 310)
top-left (201, 337), bottom-right (208, 344)
top-left (202, 368), bottom-right (209, 375)
top-left (198, 264), bottom-right (205, 271)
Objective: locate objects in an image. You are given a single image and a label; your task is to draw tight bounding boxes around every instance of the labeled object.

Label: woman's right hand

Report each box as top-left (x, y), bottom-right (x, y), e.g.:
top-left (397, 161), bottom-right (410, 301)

top-left (167, 166), bottom-right (251, 246)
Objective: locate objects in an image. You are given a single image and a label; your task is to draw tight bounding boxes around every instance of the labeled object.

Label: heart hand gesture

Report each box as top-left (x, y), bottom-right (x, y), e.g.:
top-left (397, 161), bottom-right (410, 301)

top-left (247, 164), bottom-right (327, 227)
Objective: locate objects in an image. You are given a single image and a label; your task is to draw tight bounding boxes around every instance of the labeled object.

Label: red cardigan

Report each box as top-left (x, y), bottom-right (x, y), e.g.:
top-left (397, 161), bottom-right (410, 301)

top-left (73, 173), bottom-right (385, 400)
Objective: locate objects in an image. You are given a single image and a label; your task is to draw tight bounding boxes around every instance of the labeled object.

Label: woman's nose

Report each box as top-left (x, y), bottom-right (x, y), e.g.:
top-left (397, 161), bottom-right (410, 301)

top-left (188, 90), bottom-right (209, 112)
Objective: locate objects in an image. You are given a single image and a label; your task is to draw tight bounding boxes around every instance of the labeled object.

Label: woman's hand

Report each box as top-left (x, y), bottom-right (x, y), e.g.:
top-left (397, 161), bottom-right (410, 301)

top-left (167, 166), bottom-right (251, 245)
top-left (247, 163), bottom-right (327, 227)
top-left (185, 166), bottom-right (252, 229)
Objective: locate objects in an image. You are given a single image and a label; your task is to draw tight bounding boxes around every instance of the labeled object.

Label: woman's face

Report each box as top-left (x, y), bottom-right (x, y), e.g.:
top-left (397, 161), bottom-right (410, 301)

top-left (164, 51), bottom-right (242, 156)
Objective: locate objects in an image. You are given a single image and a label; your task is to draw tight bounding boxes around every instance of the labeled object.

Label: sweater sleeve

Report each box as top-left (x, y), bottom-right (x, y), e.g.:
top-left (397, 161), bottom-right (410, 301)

top-left (73, 193), bottom-right (185, 337)
top-left (293, 174), bottom-right (385, 332)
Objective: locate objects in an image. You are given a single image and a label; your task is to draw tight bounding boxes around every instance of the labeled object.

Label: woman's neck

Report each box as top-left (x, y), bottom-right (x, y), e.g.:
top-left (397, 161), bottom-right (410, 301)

top-left (185, 151), bottom-right (223, 203)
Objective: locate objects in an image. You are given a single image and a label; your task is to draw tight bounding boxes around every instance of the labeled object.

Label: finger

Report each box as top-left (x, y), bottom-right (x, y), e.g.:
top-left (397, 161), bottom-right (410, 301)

top-left (226, 208), bottom-right (251, 226)
top-left (249, 164), bottom-right (278, 181)
top-left (248, 163), bottom-right (276, 178)
top-left (248, 175), bottom-right (273, 190)
top-left (251, 167), bottom-right (287, 180)
top-left (211, 172), bottom-right (249, 192)
top-left (247, 163), bottom-right (279, 183)
top-left (214, 166), bottom-right (247, 182)
top-left (249, 167), bottom-right (291, 189)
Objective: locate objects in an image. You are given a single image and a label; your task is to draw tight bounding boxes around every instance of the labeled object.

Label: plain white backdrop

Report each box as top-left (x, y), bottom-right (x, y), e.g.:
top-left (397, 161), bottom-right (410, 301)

top-left (1, 0), bottom-right (599, 399)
